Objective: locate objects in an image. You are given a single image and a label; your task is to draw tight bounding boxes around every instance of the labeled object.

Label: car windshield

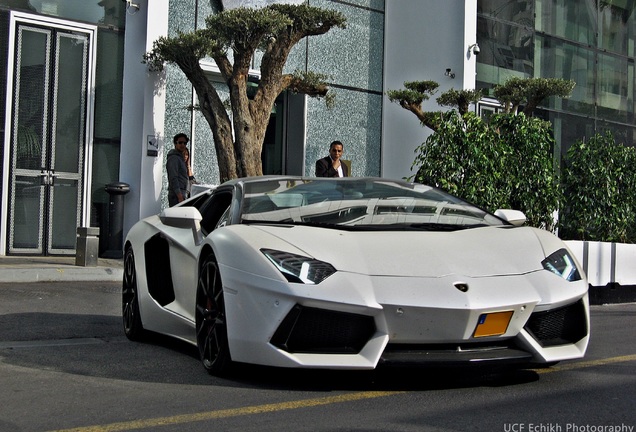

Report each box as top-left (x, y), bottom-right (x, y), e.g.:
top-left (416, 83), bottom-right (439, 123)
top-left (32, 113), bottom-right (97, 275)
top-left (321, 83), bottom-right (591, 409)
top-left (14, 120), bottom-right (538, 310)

top-left (239, 178), bottom-right (506, 231)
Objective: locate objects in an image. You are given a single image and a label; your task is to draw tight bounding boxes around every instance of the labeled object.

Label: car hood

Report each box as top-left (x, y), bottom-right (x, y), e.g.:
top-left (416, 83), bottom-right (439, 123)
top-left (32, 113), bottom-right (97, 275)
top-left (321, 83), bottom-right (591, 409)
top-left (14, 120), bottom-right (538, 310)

top-left (250, 224), bottom-right (547, 278)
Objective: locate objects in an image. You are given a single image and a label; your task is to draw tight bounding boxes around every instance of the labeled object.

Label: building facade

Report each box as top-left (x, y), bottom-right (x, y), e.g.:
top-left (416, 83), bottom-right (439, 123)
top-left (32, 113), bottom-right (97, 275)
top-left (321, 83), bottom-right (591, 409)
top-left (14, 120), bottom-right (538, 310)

top-left (475, 0), bottom-right (636, 159)
top-left (0, 0), bottom-right (634, 256)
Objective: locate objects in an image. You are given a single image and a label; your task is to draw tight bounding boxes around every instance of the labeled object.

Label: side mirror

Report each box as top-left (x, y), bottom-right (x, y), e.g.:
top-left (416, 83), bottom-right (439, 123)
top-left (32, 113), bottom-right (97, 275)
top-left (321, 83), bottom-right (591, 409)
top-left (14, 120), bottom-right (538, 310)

top-left (494, 209), bottom-right (527, 227)
top-left (160, 206), bottom-right (204, 245)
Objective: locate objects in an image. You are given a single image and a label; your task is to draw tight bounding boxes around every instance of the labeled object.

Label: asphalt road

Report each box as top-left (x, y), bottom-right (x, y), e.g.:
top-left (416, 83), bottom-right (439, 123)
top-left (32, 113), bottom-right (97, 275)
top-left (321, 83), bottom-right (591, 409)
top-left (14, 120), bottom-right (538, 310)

top-left (0, 281), bottom-right (634, 432)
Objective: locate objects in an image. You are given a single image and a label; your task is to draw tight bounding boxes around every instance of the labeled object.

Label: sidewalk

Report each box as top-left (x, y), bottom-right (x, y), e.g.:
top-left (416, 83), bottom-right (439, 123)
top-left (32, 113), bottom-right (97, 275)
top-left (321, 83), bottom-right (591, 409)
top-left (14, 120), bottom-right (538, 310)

top-left (0, 256), bottom-right (123, 283)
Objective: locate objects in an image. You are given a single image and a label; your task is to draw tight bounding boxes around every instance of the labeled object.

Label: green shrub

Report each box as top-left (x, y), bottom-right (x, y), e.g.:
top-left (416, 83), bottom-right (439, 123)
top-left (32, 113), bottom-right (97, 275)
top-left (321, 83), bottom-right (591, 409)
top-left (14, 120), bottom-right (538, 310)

top-left (412, 111), bottom-right (560, 230)
top-left (559, 132), bottom-right (636, 243)
top-left (412, 111), bottom-right (511, 212)
top-left (490, 114), bottom-right (561, 231)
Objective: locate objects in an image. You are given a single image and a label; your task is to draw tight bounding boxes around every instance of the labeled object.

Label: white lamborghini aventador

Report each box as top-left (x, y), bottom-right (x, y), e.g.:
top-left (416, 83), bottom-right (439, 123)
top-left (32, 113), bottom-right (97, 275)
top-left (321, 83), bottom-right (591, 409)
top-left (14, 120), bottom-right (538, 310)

top-left (122, 176), bottom-right (589, 375)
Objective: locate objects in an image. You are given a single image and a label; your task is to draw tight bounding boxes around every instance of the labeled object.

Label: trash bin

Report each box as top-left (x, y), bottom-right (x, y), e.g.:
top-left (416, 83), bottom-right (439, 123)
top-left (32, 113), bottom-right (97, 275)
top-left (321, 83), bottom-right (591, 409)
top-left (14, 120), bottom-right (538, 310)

top-left (76, 227), bottom-right (100, 267)
top-left (102, 182), bottom-right (130, 259)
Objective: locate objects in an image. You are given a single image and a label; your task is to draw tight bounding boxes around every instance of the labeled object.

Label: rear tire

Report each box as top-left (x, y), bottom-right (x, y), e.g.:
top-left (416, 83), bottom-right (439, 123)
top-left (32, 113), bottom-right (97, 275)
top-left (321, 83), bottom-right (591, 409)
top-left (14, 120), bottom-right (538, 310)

top-left (122, 247), bottom-right (144, 341)
top-left (195, 254), bottom-right (232, 375)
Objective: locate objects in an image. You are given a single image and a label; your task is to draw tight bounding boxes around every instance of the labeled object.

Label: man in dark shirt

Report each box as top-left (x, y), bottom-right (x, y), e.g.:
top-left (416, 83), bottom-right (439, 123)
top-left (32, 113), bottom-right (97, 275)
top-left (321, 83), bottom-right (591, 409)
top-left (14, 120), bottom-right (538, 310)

top-left (315, 140), bottom-right (349, 177)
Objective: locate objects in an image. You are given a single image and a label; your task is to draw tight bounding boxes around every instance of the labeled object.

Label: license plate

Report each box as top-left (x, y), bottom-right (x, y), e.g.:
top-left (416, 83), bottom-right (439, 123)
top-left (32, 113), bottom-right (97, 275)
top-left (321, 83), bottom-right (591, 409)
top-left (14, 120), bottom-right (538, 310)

top-left (473, 311), bottom-right (513, 337)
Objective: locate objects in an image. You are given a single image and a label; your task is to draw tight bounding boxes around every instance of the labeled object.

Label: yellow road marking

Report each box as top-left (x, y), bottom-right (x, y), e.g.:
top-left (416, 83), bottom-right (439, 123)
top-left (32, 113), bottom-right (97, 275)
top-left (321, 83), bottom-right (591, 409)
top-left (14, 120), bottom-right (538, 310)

top-left (51, 354), bottom-right (636, 432)
top-left (50, 391), bottom-right (404, 432)
top-left (532, 353), bottom-right (636, 374)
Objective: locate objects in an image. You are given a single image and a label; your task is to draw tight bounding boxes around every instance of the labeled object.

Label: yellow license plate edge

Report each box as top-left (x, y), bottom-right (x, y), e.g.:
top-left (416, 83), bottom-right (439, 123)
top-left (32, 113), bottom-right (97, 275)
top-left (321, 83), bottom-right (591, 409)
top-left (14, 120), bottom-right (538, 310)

top-left (473, 310), bottom-right (514, 337)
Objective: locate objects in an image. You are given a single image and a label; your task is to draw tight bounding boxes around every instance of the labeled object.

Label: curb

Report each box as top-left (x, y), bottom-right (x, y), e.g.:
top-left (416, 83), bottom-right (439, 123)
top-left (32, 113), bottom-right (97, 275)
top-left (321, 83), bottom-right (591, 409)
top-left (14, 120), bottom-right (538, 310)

top-left (0, 257), bottom-right (123, 283)
top-left (0, 267), bottom-right (123, 283)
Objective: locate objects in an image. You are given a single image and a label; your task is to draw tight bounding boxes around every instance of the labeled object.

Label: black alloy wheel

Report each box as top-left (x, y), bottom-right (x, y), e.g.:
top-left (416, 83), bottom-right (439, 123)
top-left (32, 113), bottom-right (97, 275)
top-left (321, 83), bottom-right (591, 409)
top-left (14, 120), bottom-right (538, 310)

top-left (122, 247), bottom-right (144, 340)
top-left (195, 254), bottom-right (231, 375)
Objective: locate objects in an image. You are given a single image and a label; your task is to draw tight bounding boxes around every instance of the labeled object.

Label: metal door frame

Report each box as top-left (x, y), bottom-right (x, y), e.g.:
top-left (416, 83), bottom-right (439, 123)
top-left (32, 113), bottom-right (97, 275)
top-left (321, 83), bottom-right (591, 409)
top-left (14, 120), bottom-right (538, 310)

top-left (1, 12), bottom-right (97, 255)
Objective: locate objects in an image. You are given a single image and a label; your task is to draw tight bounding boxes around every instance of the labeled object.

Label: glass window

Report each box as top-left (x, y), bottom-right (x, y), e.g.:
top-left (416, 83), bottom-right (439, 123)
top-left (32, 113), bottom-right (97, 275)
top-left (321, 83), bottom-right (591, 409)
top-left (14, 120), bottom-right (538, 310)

top-left (597, 53), bottom-right (633, 123)
top-left (477, 0), bottom-right (533, 26)
top-left (599, 0), bottom-right (636, 56)
top-left (94, 29), bottom-right (124, 141)
top-left (478, 0), bottom-right (636, 169)
top-left (536, 0), bottom-right (597, 46)
top-left (490, 21), bottom-right (532, 72)
top-left (200, 191), bottom-right (233, 235)
top-left (90, 28), bottom-right (124, 229)
top-left (537, 36), bottom-right (596, 116)
top-left (476, 18), bottom-right (534, 90)
top-left (0, 0), bottom-right (126, 28)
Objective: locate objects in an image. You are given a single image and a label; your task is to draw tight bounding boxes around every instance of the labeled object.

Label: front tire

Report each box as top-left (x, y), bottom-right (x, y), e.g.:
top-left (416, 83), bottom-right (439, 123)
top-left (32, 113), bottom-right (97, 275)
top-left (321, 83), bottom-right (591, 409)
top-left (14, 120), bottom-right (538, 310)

top-left (122, 247), bottom-right (144, 340)
top-left (195, 254), bottom-right (232, 375)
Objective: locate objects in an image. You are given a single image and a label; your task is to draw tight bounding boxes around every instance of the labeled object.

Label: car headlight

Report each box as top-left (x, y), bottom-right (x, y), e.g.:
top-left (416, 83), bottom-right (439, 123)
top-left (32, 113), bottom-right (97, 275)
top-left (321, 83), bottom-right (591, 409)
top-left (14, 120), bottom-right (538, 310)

top-left (261, 249), bottom-right (336, 284)
top-left (542, 248), bottom-right (581, 281)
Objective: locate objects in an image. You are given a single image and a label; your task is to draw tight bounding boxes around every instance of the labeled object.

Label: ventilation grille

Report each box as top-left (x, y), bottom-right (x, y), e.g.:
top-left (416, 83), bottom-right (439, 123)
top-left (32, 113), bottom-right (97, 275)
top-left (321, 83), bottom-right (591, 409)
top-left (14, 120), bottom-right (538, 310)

top-left (524, 299), bottom-right (588, 347)
top-left (271, 305), bottom-right (375, 354)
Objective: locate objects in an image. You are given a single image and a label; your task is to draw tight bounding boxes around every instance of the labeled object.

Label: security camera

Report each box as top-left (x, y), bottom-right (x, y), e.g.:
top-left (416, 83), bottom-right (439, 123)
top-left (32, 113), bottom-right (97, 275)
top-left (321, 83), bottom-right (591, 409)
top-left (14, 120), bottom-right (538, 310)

top-left (470, 43), bottom-right (481, 55)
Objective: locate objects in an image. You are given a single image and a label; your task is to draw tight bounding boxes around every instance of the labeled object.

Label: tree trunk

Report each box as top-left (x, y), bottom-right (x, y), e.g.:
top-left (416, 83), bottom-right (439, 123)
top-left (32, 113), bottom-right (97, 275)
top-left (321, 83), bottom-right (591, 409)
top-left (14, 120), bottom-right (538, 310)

top-left (186, 67), bottom-right (238, 182)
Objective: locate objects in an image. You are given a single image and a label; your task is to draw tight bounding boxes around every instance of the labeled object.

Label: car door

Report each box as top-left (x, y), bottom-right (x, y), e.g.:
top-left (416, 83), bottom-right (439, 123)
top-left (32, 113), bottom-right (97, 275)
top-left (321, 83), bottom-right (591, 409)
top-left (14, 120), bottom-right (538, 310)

top-left (164, 189), bottom-right (234, 323)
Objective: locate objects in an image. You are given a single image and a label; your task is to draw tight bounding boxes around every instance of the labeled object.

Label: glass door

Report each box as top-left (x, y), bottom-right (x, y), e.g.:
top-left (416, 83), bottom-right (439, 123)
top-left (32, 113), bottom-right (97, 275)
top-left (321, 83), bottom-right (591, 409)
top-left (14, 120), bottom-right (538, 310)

top-left (7, 17), bottom-right (94, 255)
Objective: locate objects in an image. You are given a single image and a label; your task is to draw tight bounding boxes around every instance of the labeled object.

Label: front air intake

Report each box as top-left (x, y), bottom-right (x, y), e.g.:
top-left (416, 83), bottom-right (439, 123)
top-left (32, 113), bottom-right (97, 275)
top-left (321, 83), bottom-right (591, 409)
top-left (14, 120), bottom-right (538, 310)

top-left (524, 299), bottom-right (588, 347)
top-left (271, 305), bottom-right (376, 354)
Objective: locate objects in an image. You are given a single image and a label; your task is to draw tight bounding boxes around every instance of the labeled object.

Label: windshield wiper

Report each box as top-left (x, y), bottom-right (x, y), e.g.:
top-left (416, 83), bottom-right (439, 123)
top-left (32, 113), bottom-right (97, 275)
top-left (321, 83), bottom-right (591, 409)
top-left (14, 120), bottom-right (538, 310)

top-left (242, 220), bottom-right (341, 229)
top-left (381, 223), bottom-right (487, 231)
top-left (241, 220), bottom-right (489, 232)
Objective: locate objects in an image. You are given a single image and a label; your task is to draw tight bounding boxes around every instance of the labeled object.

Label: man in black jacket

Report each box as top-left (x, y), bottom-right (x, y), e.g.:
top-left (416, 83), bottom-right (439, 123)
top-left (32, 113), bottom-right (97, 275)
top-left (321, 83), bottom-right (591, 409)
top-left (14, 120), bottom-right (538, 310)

top-left (166, 133), bottom-right (189, 206)
top-left (315, 140), bottom-right (349, 177)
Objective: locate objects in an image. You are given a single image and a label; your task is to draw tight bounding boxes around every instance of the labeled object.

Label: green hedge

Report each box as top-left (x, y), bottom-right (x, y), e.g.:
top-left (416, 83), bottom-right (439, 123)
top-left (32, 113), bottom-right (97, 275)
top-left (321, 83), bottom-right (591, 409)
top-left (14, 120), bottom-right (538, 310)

top-left (559, 132), bottom-right (636, 243)
top-left (412, 111), bottom-right (560, 231)
top-left (412, 114), bottom-right (636, 243)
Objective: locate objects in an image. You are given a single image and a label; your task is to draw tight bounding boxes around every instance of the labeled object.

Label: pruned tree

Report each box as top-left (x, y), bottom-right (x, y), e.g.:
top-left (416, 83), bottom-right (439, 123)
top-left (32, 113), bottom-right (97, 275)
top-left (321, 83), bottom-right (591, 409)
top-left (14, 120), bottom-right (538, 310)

top-left (144, 4), bottom-right (346, 182)
top-left (387, 78), bottom-right (566, 230)
top-left (387, 81), bottom-right (482, 131)
top-left (386, 80), bottom-right (439, 130)
top-left (493, 77), bottom-right (575, 116)
top-left (436, 88), bottom-right (483, 116)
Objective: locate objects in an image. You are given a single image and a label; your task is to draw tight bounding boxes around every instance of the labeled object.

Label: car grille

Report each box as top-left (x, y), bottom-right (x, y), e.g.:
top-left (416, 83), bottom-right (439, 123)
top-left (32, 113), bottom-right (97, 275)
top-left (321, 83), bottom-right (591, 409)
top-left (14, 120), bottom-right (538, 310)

top-left (270, 305), bottom-right (376, 354)
top-left (524, 298), bottom-right (588, 347)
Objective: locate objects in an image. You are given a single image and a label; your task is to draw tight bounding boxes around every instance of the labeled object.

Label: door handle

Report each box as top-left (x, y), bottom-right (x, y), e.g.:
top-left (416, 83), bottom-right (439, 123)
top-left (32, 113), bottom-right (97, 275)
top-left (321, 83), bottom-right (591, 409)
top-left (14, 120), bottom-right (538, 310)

top-left (39, 170), bottom-right (57, 185)
top-left (40, 170), bottom-right (49, 185)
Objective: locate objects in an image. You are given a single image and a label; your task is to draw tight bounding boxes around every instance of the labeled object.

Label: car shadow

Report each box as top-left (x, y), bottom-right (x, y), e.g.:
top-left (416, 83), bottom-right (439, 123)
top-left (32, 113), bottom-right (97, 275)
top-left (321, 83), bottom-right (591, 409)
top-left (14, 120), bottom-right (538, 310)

top-left (226, 362), bottom-right (541, 391)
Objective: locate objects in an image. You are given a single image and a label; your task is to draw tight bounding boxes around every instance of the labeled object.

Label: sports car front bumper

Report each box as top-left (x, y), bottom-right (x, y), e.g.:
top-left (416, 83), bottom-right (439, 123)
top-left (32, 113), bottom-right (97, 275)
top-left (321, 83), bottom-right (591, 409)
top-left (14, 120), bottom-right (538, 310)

top-left (221, 265), bottom-right (590, 369)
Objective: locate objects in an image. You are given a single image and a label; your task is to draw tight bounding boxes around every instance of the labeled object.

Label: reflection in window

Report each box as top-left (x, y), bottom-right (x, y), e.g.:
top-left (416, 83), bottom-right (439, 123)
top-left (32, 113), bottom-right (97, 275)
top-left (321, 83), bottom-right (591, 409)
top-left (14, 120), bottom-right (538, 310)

top-left (535, 0), bottom-right (597, 45)
top-left (537, 37), bottom-right (596, 116)
top-left (0, 0), bottom-right (126, 28)
top-left (597, 53), bottom-right (632, 122)
top-left (599, 1), bottom-right (636, 57)
top-left (477, 0), bottom-right (636, 166)
top-left (476, 19), bottom-right (534, 93)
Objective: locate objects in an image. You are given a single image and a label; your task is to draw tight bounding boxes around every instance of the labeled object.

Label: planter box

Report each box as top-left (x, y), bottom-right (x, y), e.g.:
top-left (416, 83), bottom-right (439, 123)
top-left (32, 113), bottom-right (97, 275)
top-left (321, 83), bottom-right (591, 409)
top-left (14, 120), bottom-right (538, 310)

top-left (564, 240), bottom-right (636, 304)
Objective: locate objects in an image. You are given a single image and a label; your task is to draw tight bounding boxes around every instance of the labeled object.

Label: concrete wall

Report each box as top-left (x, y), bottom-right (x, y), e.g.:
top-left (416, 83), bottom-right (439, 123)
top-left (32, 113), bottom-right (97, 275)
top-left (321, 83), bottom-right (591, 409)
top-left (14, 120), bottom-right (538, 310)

top-left (119, 0), bottom-right (169, 238)
top-left (382, 0), bottom-right (477, 180)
